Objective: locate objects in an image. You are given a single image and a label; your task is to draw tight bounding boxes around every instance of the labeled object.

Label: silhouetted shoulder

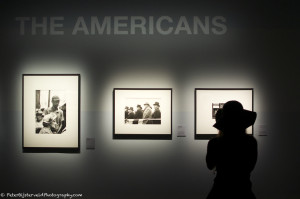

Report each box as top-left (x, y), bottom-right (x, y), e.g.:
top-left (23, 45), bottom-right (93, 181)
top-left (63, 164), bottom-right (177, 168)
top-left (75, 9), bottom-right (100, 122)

top-left (207, 137), bottom-right (219, 146)
top-left (206, 134), bottom-right (257, 171)
top-left (243, 134), bottom-right (258, 148)
top-left (247, 134), bottom-right (257, 142)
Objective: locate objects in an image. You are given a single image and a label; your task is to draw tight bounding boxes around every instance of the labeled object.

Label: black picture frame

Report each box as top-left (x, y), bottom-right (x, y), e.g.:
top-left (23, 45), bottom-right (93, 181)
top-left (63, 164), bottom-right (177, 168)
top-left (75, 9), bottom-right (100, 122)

top-left (195, 88), bottom-right (254, 140)
top-left (22, 74), bottom-right (81, 153)
top-left (113, 88), bottom-right (172, 139)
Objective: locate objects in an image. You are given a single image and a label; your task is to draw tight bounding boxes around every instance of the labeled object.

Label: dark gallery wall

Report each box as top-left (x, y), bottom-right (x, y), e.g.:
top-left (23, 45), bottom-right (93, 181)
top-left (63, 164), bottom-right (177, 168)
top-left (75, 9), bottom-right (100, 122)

top-left (0, 1), bottom-right (299, 199)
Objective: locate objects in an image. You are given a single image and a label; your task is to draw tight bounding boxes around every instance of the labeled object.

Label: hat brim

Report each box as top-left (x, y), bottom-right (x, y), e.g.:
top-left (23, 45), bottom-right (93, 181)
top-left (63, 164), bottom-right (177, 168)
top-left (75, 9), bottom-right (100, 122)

top-left (213, 109), bottom-right (257, 131)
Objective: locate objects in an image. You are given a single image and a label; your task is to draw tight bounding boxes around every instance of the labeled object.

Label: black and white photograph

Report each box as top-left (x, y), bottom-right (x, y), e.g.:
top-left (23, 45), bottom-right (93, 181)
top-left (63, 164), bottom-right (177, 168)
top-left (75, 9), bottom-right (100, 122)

top-left (124, 100), bottom-right (161, 125)
top-left (23, 74), bottom-right (80, 149)
top-left (114, 89), bottom-right (172, 139)
top-left (195, 88), bottom-right (253, 139)
top-left (35, 90), bottom-right (66, 134)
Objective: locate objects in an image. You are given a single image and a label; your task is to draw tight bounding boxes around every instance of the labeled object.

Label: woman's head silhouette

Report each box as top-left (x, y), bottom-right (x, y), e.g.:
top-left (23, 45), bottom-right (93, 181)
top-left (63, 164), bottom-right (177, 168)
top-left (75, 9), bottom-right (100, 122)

top-left (213, 100), bottom-right (257, 135)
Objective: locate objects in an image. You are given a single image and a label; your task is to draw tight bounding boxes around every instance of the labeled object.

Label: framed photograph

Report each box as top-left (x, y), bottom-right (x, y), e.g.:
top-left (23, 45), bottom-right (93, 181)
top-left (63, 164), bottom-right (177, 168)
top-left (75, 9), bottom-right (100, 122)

top-left (195, 88), bottom-right (254, 139)
top-left (113, 88), bottom-right (172, 139)
top-left (22, 74), bottom-right (80, 152)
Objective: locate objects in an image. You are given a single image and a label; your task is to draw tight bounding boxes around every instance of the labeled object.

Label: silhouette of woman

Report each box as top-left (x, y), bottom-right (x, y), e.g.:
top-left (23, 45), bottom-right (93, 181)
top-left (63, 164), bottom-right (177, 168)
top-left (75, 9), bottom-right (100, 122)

top-left (206, 101), bottom-right (257, 199)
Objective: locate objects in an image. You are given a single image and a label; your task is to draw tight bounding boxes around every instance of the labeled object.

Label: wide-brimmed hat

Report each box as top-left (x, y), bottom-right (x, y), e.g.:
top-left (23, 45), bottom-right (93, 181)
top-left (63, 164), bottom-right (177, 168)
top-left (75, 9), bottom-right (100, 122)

top-left (137, 105), bottom-right (142, 109)
top-left (129, 107), bottom-right (134, 111)
top-left (213, 100), bottom-right (257, 131)
top-left (153, 102), bottom-right (160, 107)
top-left (144, 102), bottom-right (150, 106)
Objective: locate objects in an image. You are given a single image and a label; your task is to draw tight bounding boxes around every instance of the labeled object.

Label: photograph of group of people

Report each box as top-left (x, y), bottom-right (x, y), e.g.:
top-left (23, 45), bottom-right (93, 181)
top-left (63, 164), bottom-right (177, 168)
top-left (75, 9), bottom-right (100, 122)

top-left (35, 90), bottom-right (66, 134)
top-left (124, 101), bottom-right (161, 124)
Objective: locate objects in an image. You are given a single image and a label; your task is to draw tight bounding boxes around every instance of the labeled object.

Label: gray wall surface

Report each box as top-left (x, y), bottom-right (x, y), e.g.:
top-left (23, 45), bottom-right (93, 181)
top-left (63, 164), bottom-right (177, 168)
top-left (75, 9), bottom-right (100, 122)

top-left (0, 1), bottom-right (299, 199)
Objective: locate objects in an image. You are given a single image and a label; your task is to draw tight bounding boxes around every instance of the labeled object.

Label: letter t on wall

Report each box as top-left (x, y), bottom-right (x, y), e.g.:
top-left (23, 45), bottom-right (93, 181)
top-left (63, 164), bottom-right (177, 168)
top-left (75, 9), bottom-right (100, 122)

top-left (15, 17), bottom-right (31, 35)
